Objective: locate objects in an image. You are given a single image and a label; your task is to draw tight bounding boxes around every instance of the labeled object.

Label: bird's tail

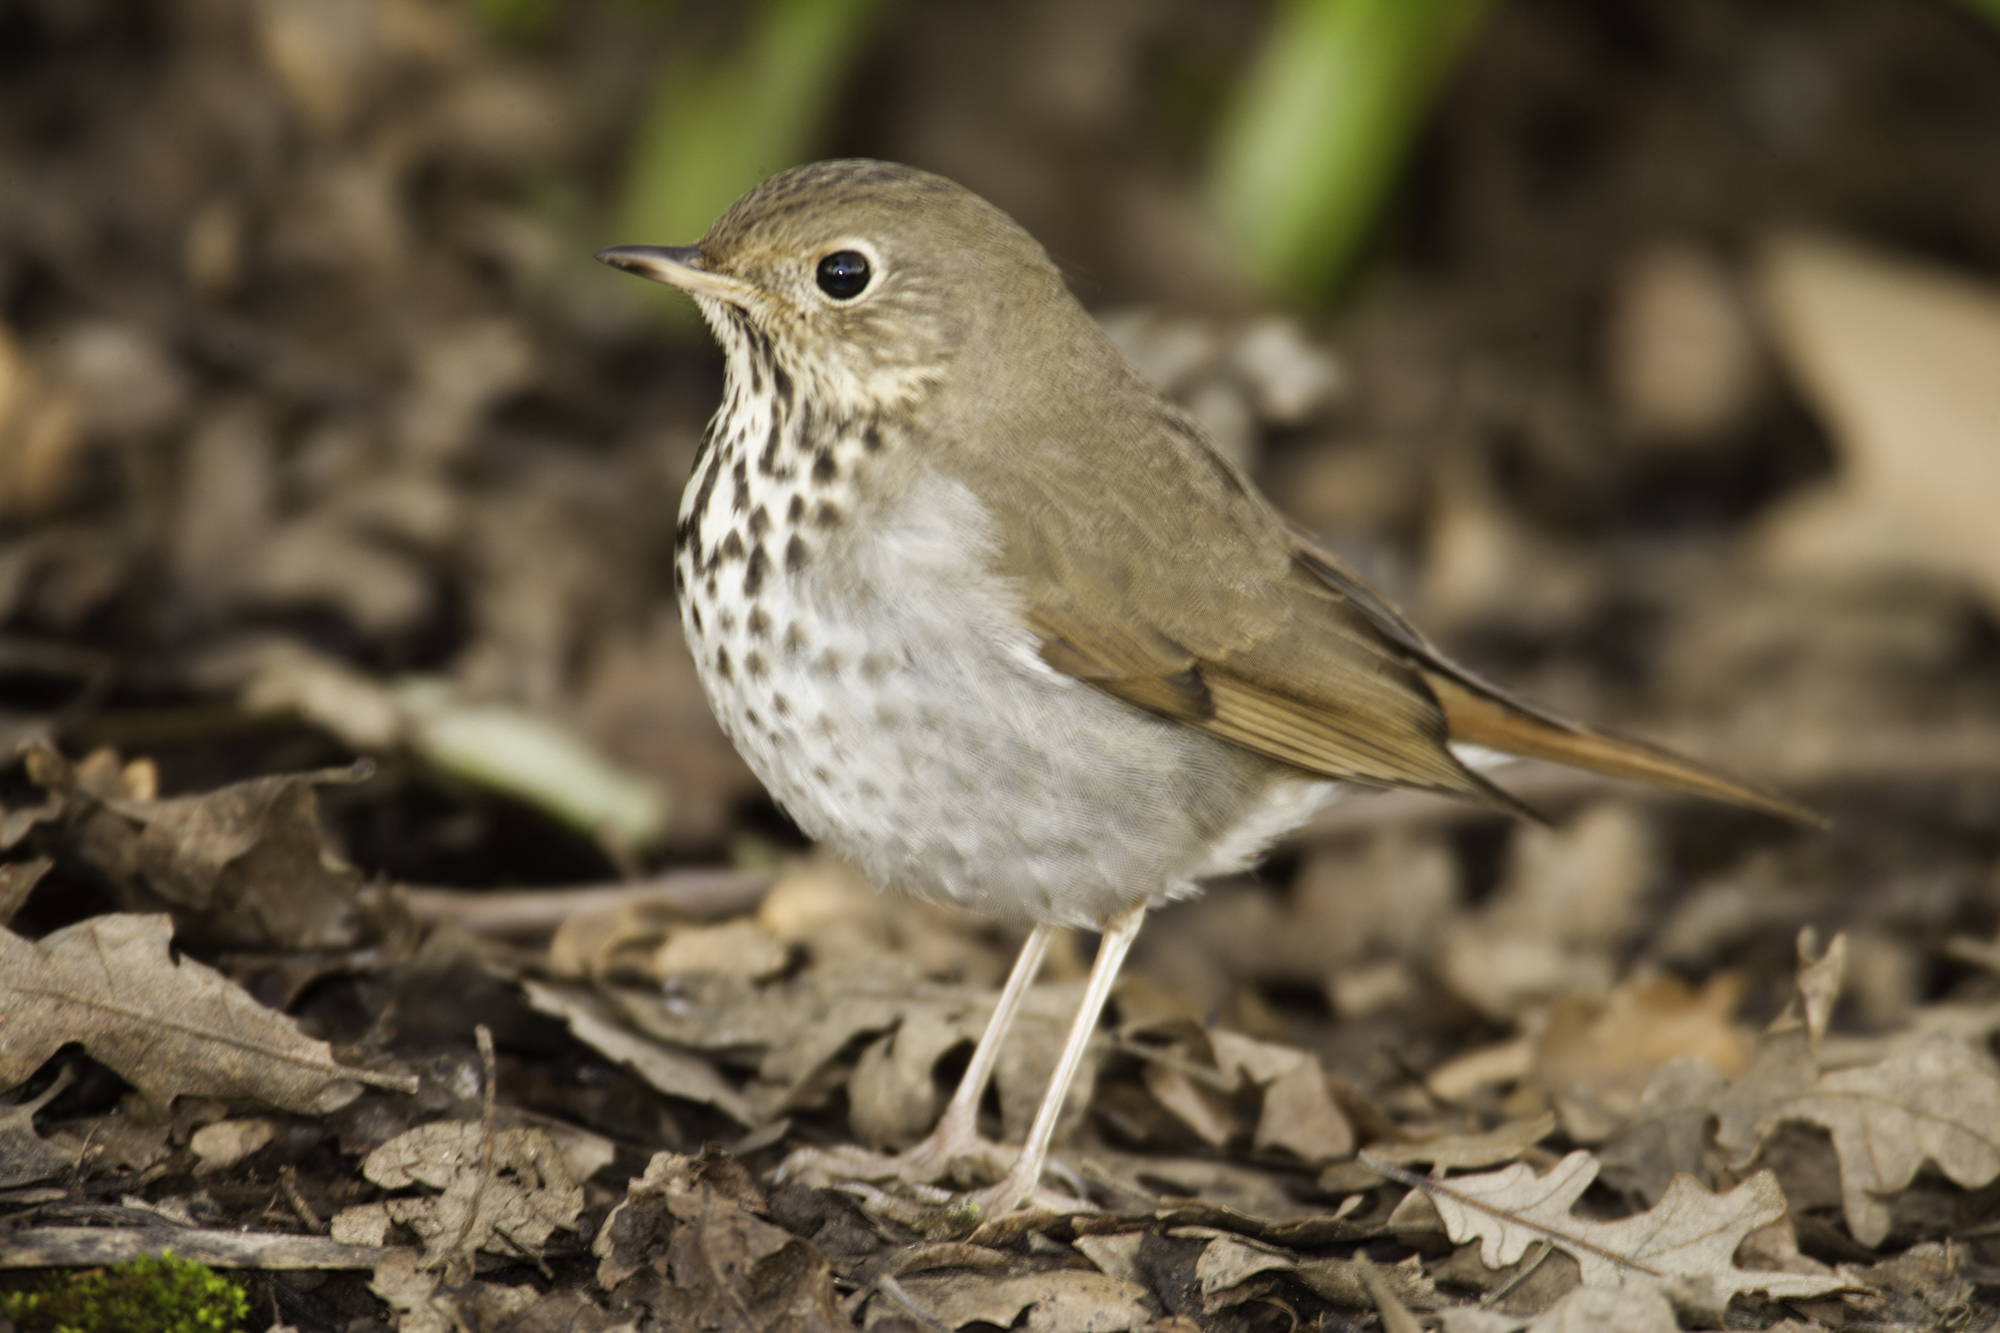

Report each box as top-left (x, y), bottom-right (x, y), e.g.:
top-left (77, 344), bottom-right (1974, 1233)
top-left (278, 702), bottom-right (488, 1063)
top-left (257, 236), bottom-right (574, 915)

top-left (1421, 670), bottom-right (1824, 826)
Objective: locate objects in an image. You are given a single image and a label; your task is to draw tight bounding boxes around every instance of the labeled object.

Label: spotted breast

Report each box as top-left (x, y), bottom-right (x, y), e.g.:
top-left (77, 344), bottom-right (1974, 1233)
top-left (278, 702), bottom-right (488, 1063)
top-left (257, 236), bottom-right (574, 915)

top-left (675, 310), bottom-right (1338, 928)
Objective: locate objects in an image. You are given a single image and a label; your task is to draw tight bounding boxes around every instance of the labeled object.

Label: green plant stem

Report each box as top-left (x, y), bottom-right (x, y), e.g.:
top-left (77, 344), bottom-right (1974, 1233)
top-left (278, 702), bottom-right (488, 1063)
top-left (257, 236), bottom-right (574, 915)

top-left (1209, 0), bottom-right (1490, 302)
top-left (617, 0), bottom-right (883, 266)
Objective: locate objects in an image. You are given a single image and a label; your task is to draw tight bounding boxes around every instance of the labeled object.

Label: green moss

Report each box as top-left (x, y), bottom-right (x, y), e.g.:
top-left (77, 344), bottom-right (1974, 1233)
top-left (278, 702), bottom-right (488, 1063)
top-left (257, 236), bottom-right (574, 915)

top-left (0, 1252), bottom-right (248, 1333)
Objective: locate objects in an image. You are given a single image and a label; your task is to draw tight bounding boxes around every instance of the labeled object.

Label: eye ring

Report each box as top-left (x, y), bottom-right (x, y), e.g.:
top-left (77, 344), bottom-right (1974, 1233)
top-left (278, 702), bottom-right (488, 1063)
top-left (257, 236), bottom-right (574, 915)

top-left (816, 250), bottom-right (872, 301)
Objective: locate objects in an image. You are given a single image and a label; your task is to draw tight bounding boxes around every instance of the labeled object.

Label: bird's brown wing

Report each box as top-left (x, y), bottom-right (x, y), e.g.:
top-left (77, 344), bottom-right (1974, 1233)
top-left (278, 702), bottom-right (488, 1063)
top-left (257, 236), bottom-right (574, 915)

top-left (972, 401), bottom-right (1517, 810)
top-left (974, 391), bottom-right (1813, 824)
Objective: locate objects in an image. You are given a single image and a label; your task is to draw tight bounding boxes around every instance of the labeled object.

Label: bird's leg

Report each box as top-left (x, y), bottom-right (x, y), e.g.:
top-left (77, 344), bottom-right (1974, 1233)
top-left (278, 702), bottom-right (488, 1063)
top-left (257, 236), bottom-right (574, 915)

top-left (895, 922), bottom-right (1054, 1175)
top-left (967, 903), bottom-right (1146, 1216)
top-left (775, 924), bottom-right (1054, 1191)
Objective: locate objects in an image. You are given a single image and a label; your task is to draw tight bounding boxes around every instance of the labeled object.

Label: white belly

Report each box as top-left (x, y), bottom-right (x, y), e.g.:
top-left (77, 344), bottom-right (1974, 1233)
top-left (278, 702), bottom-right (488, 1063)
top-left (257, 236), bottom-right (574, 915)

top-left (679, 463), bottom-right (1339, 928)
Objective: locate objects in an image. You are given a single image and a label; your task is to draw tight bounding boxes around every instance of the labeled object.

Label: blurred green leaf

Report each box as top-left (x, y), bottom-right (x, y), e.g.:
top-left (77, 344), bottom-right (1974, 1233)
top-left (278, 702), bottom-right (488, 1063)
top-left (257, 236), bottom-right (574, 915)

top-left (1956, 0), bottom-right (2000, 26)
top-left (465, 0), bottom-right (558, 39)
top-left (1209, 0), bottom-right (1490, 302)
top-left (616, 0), bottom-right (883, 279)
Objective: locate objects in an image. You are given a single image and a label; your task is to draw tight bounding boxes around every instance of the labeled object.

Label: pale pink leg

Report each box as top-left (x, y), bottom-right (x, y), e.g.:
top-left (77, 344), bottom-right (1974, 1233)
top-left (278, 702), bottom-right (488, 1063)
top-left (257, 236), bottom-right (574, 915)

top-left (775, 924), bottom-right (1054, 1190)
top-left (899, 923), bottom-right (1054, 1172)
top-left (970, 903), bottom-right (1146, 1215)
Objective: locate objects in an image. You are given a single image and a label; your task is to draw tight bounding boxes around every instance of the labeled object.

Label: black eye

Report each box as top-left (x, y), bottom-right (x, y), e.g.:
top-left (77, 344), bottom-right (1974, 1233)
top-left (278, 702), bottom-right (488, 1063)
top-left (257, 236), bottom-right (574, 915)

top-left (816, 250), bottom-right (871, 300)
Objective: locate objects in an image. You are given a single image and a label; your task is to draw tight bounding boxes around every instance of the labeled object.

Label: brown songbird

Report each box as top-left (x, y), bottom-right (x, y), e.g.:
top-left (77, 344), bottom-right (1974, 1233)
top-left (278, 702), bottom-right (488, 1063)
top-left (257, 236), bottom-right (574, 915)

top-left (598, 160), bottom-right (1812, 1216)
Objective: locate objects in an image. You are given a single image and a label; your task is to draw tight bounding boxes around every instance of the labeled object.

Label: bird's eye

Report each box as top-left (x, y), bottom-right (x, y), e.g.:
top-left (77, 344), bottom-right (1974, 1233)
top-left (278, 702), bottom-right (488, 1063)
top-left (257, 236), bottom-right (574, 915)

top-left (816, 250), bottom-right (872, 300)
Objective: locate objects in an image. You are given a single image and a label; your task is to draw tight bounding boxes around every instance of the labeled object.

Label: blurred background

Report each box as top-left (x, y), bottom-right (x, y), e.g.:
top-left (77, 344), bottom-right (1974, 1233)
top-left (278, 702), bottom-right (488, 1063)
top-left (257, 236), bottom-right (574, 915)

top-left (3, 0), bottom-right (2000, 1038)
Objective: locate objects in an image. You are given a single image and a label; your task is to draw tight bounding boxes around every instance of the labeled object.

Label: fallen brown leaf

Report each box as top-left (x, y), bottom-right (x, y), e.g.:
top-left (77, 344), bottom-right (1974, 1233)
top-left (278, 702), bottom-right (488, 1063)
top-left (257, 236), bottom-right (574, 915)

top-left (57, 763), bottom-right (390, 951)
top-left (0, 914), bottom-right (415, 1113)
top-left (591, 1147), bottom-right (843, 1333)
top-left (1757, 1033), bottom-right (2000, 1248)
top-left (1367, 1113), bottom-right (1557, 1173)
top-left (891, 1269), bottom-right (1153, 1332)
top-left (335, 1121), bottom-right (583, 1266)
top-left (1362, 1148), bottom-right (1846, 1302)
top-left (1534, 973), bottom-right (1749, 1143)
top-left (0, 1066), bottom-right (74, 1188)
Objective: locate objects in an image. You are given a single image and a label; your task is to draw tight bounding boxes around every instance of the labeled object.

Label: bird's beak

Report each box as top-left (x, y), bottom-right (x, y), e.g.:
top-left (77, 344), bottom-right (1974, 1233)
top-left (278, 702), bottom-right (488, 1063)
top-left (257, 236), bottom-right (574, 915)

top-left (596, 245), bottom-right (755, 302)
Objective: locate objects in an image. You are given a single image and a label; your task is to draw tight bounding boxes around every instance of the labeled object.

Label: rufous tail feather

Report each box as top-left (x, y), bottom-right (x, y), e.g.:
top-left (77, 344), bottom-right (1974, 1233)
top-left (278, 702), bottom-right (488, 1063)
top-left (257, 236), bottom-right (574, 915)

top-left (1422, 671), bottom-right (1825, 827)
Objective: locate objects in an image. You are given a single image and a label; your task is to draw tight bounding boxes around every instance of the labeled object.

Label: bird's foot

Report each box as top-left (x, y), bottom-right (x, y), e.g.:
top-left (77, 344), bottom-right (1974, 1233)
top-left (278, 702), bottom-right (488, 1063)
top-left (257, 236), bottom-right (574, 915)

top-left (773, 1129), bottom-right (1091, 1225)
top-left (774, 1122), bottom-right (1015, 1198)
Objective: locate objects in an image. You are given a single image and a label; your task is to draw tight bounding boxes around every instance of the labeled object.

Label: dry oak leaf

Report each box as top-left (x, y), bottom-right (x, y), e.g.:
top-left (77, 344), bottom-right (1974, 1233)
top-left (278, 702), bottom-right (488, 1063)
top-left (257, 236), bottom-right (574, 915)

top-left (1360, 1149), bottom-right (1845, 1302)
top-left (0, 914), bottom-right (414, 1113)
top-left (1755, 1033), bottom-right (2000, 1248)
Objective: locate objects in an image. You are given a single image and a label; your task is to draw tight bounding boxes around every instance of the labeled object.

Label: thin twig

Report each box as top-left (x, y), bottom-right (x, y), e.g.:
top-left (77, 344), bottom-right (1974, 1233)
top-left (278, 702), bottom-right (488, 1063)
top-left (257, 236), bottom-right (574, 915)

top-left (278, 1167), bottom-right (326, 1235)
top-left (403, 870), bottom-right (774, 937)
top-left (441, 1026), bottom-right (500, 1281)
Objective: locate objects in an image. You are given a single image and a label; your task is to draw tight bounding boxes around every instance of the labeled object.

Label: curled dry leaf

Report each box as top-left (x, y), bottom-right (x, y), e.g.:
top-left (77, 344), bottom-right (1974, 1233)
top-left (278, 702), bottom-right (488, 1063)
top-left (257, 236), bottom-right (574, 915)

top-left (58, 762), bottom-right (387, 952)
top-left (1756, 1033), bottom-right (2000, 1248)
top-left (1360, 1148), bottom-right (1846, 1302)
top-left (1713, 929), bottom-right (1847, 1166)
top-left (1209, 1029), bottom-right (1355, 1164)
top-left (520, 978), bottom-right (757, 1124)
top-left (0, 914), bottom-right (415, 1114)
top-left (591, 1147), bottom-right (843, 1333)
top-left (1367, 1112), bottom-right (1557, 1172)
top-left (0, 1066), bottom-right (75, 1188)
top-left (336, 1121), bottom-right (584, 1266)
top-left (0, 856), bottom-right (51, 926)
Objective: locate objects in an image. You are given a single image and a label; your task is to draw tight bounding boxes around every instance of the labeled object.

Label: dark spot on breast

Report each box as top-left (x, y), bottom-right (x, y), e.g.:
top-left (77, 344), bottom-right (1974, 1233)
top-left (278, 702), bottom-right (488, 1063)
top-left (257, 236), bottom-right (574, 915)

top-left (747, 606), bottom-right (771, 638)
top-left (787, 494), bottom-right (806, 523)
top-left (731, 457), bottom-right (749, 512)
top-left (717, 609), bottom-right (735, 633)
top-left (719, 529), bottom-right (746, 561)
top-left (811, 451), bottom-right (837, 484)
top-left (748, 505), bottom-right (770, 538)
top-left (814, 500), bottom-right (842, 528)
top-left (679, 450), bottom-right (722, 549)
top-left (704, 575), bottom-right (717, 598)
top-left (812, 649), bottom-right (842, 678)
top-left (687, 601), bottom-right (701, 632)
top-left (783, 623), bottom-right (808, 655)
top-left (758, 418), bottom-right (781, 476)
top-left (861, 423), bottom-right (882, 452)
top-left (785, 534), bottom-right (808, 572)
top-left (674, 564), bottom-right (687, 596)
top-left (744, 545), bottom-right (768, 596)
top-left (714, 647), bottom-right (732, 679)
top-left (745, 651), bottom-right (767, 678)
top-left (860, 653), bottom-right (892, 683)
top-left (771, 362), bottom-right (793, 407)
top-left (743, 707), bottom-right (762, 731)
top-left (771, 692), bottom-right (790, 716)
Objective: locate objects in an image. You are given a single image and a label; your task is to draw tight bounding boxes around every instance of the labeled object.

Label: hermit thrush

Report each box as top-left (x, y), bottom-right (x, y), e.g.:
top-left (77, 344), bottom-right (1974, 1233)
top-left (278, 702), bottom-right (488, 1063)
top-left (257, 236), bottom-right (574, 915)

top-left (599, 160), bottom-right (1810, 1216)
